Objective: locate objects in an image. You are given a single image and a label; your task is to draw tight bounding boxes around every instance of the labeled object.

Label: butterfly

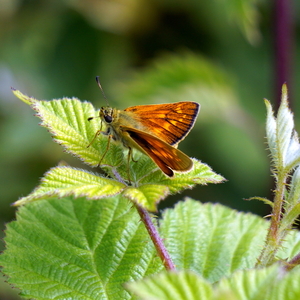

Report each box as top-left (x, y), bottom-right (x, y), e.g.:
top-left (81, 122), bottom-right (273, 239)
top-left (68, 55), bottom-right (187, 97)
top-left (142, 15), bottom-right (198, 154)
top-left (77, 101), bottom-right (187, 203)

top-left (88, 79), bottom-right (200, 180)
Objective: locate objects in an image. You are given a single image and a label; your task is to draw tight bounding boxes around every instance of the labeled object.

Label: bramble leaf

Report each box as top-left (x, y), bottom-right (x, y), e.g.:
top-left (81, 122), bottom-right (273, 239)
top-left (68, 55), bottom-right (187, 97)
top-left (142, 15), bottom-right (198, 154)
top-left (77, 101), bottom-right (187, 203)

top-left (159, 199), bottom-right (268, 282)
top-left (216, 265), bottom-right (300, 300)
top-left (13, 161), bottom-right (224, 210)
top-left (13, 166), bottom-right (126, 206)
top-left (12, 88), bottom-right (224, 210)
top-left (12, 88), bottom-right (124, 170)
top-left (260, 85), bottom-right (300, 266)
top-left (265, 85), bottom-right (300, 172)
top-left (2, 199), bottom-right (300, 299)
top-left (0, 197), bottom-right (163, 300)
top-left (127, 271), bottom-right (212, 300)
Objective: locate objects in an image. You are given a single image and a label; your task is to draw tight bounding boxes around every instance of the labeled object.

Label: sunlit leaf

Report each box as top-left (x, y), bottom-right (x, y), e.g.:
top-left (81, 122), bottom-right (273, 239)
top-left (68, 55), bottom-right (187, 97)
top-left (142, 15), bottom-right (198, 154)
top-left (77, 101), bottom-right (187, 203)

top-left (13, 166), bottom-right (126, 206)
top-left (127, 271), bottom-right (212, 300)
top-left (12, 89), bottom-right (224, 210)
top-left (159, 199), bottom-right (268, 282)
top-left (0, 197), bottom-right (163, 300)
top-left (216, 265), bottom-right (300, 300)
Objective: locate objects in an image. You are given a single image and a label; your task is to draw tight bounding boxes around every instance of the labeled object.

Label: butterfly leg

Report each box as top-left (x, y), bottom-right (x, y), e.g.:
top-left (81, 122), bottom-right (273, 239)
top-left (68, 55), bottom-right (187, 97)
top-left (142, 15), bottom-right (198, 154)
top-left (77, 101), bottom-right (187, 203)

top-left (87, 130), bottom-right (101, 148)
top-left (87, 122), bottom-right (103, 148)
top-left (97, 134), bottom-right (112, 167)
top-left (131, 155), bottom-right (138, 163)
top-left (126, 147), bottom-right (133, 184)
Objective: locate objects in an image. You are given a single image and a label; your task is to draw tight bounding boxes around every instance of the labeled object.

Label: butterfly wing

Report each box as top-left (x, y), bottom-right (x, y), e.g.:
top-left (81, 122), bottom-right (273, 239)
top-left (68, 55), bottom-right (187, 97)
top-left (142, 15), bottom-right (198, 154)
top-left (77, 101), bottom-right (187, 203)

top-left (121, 126), bottom-right (193, 177)
top-left (124, 102), bottom-right (199, 146)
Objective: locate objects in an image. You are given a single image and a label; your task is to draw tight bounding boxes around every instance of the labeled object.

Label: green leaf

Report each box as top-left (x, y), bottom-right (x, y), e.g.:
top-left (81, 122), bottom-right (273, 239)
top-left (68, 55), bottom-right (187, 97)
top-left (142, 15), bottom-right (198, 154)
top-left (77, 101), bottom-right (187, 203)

top-left (12, 88), bottom-right (124, 170)
top-left (13, 161), bottom-right (224, 210)
top-left (215, 265), bottom-right (300, 300)
top-left (122, 184), bottom-right (169, 212)
top-left (248, 196), bottom-right (274, 207)
top-left (11, 88), bottom-right (35, 105)
top-left (0, 197), bottom-right (163, 300)
top-left (216, 266), bottom-right (277, 300)
top-left (272, 267), bottom-right (300, 300)
top-left (155, 160), bottom-right (225, 194)
top-left (276, 85), bottom-right (295, 169)
top-left (276, 229), bottom-right (300, 261)
top-left (3, 199), bottom-right (300, 299)
top-left (159, 199), bottom-right (268, 283)
top-left (13, 162), bottom-right (223, 211)
top-left (280, 203), bottom-right (300, 234)
top-left (12, 89), bottom-right (224, 210)
top-left (127, 271), bottom-right (212, 300)
top-left (261, 85), bottom-right (300, 267)
top-left (286, 167), bottom-right (300, 206)
top-left (265, 99), bottom-right (277, 164)
top-left (265, 85), bottom-right (300, 172)
top-left (13, 166), bottom-right (126, 206)
top-left (128, 266), bottom-right (300, 300)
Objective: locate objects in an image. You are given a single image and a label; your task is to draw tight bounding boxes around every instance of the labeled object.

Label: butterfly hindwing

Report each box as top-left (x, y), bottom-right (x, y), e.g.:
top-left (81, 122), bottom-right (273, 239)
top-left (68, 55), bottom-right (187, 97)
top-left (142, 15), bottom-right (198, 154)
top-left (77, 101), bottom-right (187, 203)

top-left (121, 126), bottom-right (193, 176)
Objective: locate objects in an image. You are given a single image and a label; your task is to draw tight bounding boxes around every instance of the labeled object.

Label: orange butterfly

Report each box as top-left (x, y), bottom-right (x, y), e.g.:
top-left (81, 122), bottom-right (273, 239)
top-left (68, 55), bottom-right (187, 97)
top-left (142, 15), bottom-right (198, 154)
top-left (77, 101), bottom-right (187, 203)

top-left (89, 101), bottom-right (199, 178)
top-left (88, 80), bottom-right (199, 180)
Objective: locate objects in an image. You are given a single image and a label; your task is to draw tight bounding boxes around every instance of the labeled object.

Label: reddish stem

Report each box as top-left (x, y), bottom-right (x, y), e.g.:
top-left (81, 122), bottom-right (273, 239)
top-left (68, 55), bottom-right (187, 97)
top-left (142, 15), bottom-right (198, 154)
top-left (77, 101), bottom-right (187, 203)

top-left (135, 204), bottom-right (176, 271)
top-left (284, 252), bottom-right (300, 271)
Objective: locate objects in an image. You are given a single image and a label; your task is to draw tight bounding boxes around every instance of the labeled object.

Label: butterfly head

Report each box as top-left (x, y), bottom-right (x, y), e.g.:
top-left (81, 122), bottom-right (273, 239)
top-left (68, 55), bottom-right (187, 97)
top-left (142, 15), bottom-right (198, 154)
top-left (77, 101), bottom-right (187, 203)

top-left (100, 106), bottom-right (116, 124)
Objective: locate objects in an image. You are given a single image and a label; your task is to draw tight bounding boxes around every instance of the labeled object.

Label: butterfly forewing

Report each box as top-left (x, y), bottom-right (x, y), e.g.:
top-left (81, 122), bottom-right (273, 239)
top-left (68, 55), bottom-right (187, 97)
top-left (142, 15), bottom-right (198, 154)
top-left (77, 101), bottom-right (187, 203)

top-left (124, 102), bottom-right (199, 146)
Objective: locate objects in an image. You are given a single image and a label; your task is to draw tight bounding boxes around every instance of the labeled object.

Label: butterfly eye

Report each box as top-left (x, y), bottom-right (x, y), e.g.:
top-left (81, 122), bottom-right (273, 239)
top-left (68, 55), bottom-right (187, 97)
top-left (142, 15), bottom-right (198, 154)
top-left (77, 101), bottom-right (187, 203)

top-left (104, 114), bottom-right (113, 123)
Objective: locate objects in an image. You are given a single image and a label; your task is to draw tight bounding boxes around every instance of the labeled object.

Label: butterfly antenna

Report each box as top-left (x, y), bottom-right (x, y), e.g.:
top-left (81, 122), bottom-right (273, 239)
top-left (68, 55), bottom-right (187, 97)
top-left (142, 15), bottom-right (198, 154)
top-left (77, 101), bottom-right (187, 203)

top-left (96, 76), bottom-right (109, 106)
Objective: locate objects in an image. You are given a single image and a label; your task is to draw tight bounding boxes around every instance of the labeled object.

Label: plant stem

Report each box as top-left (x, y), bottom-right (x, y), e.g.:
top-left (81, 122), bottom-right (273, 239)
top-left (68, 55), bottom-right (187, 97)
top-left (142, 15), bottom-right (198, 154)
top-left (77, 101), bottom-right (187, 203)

top-left (284, 252), bottom-right (300, 271)
top-left (270, 173), bottom-right (286, 238)
top-left (135, 203), bottom-right (176, 271)
top-left (257, 172), bottom-right (287, 266)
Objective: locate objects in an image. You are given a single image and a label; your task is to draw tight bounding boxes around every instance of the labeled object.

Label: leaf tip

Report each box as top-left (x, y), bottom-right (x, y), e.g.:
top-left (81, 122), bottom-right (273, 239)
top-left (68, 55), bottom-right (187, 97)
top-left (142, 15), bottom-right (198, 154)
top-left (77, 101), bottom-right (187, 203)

top-left (279, 83), bottom-right (289, 109)
top-left (11, 88), bottom-right (35, 105)
top-left (12, 198), bottom-right (25, 207)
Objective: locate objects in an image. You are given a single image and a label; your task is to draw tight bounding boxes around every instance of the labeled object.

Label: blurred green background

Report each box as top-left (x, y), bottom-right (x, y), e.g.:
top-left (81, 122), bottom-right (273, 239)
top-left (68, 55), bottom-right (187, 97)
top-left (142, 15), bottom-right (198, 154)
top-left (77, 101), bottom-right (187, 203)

top-left (1, 0), bottom-right (300, 298)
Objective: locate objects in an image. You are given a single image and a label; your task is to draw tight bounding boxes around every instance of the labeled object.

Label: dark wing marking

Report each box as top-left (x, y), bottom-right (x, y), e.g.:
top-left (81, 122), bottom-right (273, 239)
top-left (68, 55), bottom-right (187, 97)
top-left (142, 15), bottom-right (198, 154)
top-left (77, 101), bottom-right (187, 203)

top-left (121, 126), bottom-right (193, 176)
